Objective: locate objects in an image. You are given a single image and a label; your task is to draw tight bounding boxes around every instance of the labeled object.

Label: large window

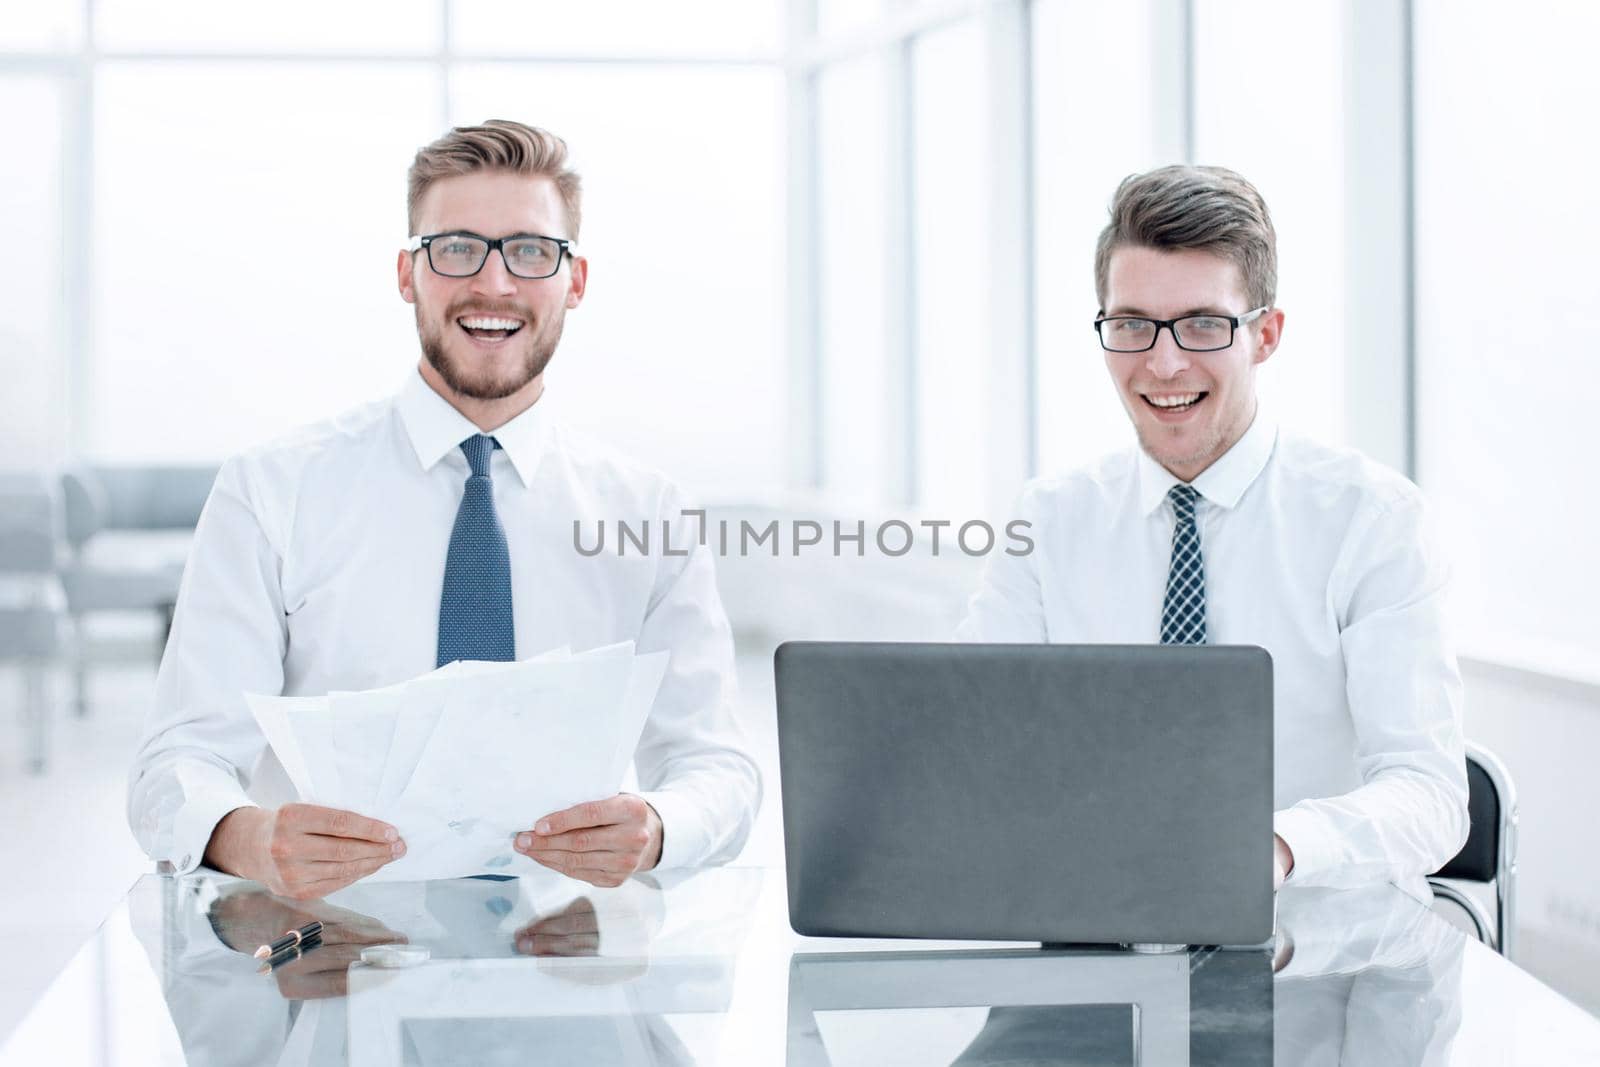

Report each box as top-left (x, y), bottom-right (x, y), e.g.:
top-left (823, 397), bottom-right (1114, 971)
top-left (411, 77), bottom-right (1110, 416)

top-left (451, 0), bottom-right (778, 57)
top-left (450, 64), bottom-right (785, 496)
top-left (93, 0), bottom-right (439, 52)
top-left (1192, 0), bottom-right (1346, 448)
top-left (1031, 0), bottom-right (1172, 477)
top-left (1414, 0), bottom-right (1600, 674)
top-left (11, 0), bottom-right (1597, 679)
top-left (816, 53), bottom-right (897, 505)
top-left (809, 5), bottom-right (1026, 517)
top-left (7, 0), bottom-right (785, 503)
top-left (910, 19), bottom-right (989, 516)
top-left (0, 77), bottom-right (67, 468)
top-left (91, 63), bottom-right (439, 461)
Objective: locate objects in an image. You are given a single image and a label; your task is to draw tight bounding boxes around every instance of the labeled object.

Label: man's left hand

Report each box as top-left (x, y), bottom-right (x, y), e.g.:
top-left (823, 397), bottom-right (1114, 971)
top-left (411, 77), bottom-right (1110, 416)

top-left (516, 793), bottom-right (663, 887)
top-left (1273, 833), bottom-right (1295, 892)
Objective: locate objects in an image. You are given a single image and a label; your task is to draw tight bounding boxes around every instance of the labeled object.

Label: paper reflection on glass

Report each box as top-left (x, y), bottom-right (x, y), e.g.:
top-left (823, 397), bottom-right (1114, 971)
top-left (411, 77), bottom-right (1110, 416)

top-left (148, 866), bottom-right (762, 1067)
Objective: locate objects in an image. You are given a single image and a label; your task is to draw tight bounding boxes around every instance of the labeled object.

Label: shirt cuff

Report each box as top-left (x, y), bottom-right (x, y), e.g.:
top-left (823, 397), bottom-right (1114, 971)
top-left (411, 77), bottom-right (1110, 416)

top-left (1273, 805), bottom-right (1339, 887)
top-left (634, 789), bottom-right (708, 871)
top-left (173, 783), bottom-right (258, 876)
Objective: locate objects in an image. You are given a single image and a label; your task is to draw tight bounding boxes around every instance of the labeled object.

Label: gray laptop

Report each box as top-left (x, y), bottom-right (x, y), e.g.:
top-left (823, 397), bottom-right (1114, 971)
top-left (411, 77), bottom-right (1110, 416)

top-left (774, 642), bottom-right (1274, 946)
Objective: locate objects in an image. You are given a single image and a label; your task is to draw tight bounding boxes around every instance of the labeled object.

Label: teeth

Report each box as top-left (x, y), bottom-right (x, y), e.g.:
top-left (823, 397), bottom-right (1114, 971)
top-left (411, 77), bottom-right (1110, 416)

top-left (1147, 393), bottom-right (1201, 408)
top-left (459, 316), bottom-right (522, 330)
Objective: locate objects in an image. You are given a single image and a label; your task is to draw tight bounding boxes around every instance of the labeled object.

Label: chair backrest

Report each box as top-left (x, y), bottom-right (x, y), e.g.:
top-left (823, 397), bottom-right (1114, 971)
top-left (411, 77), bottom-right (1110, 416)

top-left (61, 465), bottom-right (219, 548)
top-left (1433, 753), bottom-right (1499, 882)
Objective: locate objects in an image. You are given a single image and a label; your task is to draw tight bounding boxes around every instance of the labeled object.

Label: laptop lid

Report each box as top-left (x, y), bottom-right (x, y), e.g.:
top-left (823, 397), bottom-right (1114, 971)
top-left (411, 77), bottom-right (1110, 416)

top-left (775, 642), bottom-right (1274, 946)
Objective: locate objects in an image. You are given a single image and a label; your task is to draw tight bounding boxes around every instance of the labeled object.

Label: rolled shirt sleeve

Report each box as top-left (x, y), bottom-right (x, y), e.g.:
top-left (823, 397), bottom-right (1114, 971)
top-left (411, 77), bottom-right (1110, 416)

top-left (127, 457), bottom-right (286, 873)
top-left (631, 490), bottom-right (762, 869)
top-left (1273, 494), bottom-right (1469, 899)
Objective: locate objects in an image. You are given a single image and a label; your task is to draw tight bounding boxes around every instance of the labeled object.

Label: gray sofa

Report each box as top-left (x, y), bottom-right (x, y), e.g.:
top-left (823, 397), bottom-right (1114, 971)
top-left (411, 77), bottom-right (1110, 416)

top-left (58, 464), bottom-right (217, 714)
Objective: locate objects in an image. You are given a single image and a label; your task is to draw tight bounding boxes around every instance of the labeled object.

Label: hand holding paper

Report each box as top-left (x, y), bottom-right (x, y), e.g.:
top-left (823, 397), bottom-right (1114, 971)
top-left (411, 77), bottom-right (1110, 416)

top-left (243, 642), bottom-right (670, 888)
top-left (515, 793), bottom-right (663, 887)
top-left (205, 803), bottom-right (407, 901)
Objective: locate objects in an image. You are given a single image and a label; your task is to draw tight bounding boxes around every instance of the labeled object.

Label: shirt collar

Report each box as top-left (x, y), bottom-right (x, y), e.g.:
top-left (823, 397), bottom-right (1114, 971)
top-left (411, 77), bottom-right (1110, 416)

top-left (395, 368), bottom-right (548, 487)
top-left (1136, 405), bottom-right (1277, 515)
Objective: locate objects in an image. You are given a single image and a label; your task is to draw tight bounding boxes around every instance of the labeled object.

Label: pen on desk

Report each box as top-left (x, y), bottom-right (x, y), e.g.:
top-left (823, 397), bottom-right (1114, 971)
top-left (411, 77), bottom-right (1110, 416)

top-left (254, 921), bottom-right (324, 960)
top-left (256, 933), bottom-right (323, 975)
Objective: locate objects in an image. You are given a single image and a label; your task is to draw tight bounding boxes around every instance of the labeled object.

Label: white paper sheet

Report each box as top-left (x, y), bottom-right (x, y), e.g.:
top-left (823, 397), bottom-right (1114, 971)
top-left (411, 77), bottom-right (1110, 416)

top-left (327, 688), bottom-right (400, 816)
top-left (244, 692), bottom-right (319, 801)
top-left (242, 643), bottom-right (670, 884)
top-left (378, 656), bottom-right (635, 881)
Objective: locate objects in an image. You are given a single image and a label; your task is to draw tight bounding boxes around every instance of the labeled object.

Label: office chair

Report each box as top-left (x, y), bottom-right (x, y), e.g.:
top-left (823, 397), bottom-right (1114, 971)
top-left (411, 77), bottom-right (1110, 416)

top-left (1428, 741), bottom-right (1518, 959)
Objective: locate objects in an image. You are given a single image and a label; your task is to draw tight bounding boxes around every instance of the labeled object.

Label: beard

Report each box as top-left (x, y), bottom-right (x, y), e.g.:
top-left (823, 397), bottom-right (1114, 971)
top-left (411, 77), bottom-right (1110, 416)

top-left (1134, 391), bottom-right (1255, 477)
top-left (417, 299), bottom-right (564, 402)
top-left (1138, 421), bottom-right (1228, 474)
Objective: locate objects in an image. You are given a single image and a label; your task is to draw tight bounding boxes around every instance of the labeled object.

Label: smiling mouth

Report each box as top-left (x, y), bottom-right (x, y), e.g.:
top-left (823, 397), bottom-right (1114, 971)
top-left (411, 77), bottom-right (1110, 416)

top-left (1142, 391), bottom-right (1208, 413)
top-left (456, 315), bottom-right (525, 342)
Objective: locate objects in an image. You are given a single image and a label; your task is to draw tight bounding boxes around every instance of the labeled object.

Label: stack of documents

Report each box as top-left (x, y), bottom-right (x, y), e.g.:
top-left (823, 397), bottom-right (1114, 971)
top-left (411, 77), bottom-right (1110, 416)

top-left (245, 642), bottom-right (668, 881)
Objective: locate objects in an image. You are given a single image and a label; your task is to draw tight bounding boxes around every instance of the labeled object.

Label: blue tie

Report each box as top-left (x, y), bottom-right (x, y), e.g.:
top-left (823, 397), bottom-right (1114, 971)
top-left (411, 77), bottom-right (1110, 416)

top-left (1160, 484), bottom-right (1208, 645)
top-left (436, 435), bottom-right (514, 667)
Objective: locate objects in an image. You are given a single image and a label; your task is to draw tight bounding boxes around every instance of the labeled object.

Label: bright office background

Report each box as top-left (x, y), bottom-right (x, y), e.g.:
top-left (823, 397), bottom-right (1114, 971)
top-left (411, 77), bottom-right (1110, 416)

top-left (2, 0), bottom-right (1599, 1021)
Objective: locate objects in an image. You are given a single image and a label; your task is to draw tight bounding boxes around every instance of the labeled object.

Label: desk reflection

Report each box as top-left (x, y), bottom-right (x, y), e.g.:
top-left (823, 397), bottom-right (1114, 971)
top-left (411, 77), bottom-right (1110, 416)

top-left (788, 885), bottom-right (1467, 1066)
top-left (139, 872), bottom-right (1468, 1066)
top-left (787, 945), bottom-right (1272, 1065)
top-left (1273, 885), bottom-right (1465, 1065)
top-left (149, 867), bottom-right (759, 1066)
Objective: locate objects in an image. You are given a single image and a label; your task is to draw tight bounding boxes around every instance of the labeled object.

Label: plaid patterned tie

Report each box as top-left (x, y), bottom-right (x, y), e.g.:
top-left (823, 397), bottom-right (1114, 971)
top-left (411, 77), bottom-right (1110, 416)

top-left (1160, 484), bottom-right (1208, 645)
top-left (436, 434), bottom-right (515, 667)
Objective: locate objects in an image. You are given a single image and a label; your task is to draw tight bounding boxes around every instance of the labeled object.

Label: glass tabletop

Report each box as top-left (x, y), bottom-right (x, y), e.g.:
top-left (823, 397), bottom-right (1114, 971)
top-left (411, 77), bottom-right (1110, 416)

top-left (3, 865), bottom-right (1598, 1065)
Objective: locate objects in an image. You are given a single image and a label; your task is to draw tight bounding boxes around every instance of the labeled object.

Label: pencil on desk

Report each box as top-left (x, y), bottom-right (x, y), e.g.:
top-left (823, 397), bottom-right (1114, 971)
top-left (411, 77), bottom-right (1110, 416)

top-left (253, 921), bottom-right (324, 959)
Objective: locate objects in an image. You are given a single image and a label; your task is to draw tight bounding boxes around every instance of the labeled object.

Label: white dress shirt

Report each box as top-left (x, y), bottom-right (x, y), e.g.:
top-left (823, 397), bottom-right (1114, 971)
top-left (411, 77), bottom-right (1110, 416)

top-left (128, 370), bottom-right (761, 875)
top-left (958, 410), bottom-right (1468, 902)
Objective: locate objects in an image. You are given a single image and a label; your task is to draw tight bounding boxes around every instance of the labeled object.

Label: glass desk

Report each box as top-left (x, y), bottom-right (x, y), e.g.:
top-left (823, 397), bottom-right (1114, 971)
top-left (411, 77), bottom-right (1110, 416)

top-left (3, 865), bottom-right (1598, 1065)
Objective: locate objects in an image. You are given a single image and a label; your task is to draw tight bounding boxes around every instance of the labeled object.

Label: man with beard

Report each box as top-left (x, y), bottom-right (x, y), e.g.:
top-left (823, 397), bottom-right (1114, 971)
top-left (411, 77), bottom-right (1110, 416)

top-left (128, 121), bottom-right (760, 900)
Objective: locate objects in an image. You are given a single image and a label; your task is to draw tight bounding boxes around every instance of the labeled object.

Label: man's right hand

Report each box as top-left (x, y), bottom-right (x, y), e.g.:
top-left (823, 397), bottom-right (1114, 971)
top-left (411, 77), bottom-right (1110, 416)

top-left (204, 804), bottom-right (406, 900)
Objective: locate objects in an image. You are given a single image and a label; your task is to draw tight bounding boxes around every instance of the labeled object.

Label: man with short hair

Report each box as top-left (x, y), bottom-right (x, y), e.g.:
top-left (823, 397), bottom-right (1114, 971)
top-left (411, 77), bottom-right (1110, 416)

top-left (960, 165), bottom-right (1467, 900)
top-left (128, 120), bottom-right (760, 900)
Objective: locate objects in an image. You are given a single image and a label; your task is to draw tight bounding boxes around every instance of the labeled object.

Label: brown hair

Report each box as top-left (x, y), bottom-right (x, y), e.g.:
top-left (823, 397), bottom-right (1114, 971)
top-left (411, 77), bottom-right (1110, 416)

top-left (1093, 164), bottom-right (1276, 310)
top-left (406, 119), bottom-right (583, 239)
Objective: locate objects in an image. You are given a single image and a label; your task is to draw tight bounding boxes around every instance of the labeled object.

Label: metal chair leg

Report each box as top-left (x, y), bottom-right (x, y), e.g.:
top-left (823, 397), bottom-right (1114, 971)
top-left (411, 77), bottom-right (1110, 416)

top-left (1429, 879), bottom-right (1497, 951)
top-left (72, 612), bottom-right (89, 718)
top-left (22, 659), bottom-right (49, 774)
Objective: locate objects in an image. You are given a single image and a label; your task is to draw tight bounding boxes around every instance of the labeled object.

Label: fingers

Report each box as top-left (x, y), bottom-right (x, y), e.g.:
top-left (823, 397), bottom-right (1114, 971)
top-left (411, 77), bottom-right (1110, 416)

top-left (272, 945), bottom-right (366, 1000)
top-left (320, 922), bottom-right (408, 948)
top-left (262, 807), bottom-right (405, 900)
top-left (527, 850), bottom-right (632, 887)
top-left (279, 854), bottom-right (396, 901)
top-left (530, 795), bottom-right (643, 837)
top-left (306, 899), bottom-right (405, 937)
top-left (290, 832), bottom-right (402, 865)
top-left (519, 823), bottom-right (647, 856)
top-left (515, 900), bottom-right (601, 956)
top-left (522, 899), bottom-right (598, 937)
top-left (282, 803), bottom-right (400, 846)
top-left (517, 929), bottom-right (600, 957)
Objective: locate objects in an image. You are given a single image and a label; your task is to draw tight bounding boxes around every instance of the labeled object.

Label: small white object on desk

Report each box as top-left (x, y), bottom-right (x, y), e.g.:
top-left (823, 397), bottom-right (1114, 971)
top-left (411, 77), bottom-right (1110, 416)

top-left (359, 943), bottom-right (431, 969)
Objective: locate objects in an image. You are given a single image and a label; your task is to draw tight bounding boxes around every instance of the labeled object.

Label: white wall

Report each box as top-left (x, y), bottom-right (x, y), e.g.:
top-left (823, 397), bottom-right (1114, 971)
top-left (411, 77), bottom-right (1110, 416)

top-left (1460, 662), bottom-right (1600, 1012)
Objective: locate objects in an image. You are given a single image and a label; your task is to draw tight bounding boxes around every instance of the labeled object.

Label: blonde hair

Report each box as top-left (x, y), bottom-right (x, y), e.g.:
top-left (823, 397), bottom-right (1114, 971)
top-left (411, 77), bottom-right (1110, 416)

top-left (1093, 165), bottom-right (1276, 310)
top-left (406, 119), bottom-right (583, 238)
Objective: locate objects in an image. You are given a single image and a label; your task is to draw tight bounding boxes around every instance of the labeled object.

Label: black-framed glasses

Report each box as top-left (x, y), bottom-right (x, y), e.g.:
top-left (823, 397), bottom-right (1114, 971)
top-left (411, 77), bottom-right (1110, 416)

top-left (408, 231), bottom-right (577, 280)
top-left (1093, 306), bottom-right (1268, 353)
